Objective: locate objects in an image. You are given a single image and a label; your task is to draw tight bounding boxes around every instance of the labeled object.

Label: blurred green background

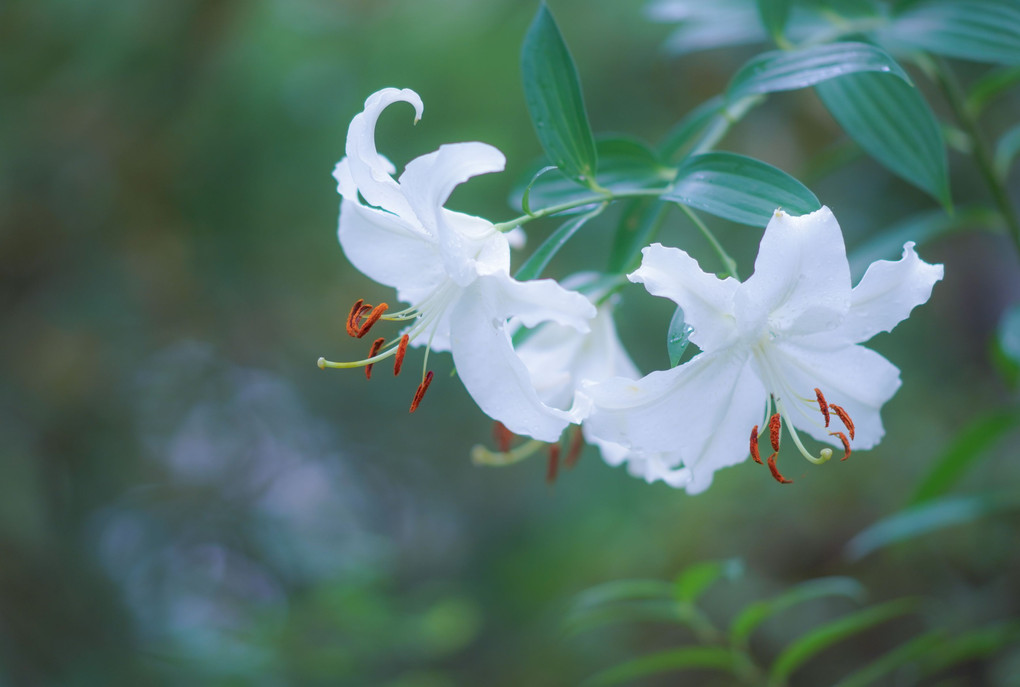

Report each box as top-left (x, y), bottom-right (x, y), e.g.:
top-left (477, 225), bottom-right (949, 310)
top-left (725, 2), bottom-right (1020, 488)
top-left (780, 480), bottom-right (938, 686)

top-left (2, 1), bottom-right (1019, 685)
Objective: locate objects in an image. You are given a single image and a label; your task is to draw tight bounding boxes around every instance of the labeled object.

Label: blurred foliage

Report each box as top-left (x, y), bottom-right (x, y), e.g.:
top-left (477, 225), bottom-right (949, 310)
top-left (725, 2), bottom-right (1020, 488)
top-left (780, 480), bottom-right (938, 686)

top-left (1, 0), bottom-right (1019, 685)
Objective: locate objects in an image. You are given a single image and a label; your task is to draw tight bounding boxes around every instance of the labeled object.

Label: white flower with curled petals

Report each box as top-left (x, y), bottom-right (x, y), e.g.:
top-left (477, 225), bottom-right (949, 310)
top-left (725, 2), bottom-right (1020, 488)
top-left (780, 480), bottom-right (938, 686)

top-left (583, 206), bottom-right (943, 494)
top-left (320, 88), bottom-right (596, 442)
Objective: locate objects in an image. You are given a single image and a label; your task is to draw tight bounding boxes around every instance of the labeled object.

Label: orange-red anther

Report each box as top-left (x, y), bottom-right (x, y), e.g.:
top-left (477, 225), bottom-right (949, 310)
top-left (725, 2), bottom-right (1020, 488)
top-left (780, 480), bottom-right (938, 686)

top-left (565, 426), bottom-right (585, 468)
top-left (492, 421), bottom-right (515, 453)
top-left (815, 388), bottom-right (830, 427)
top-left (409, 371), bottom-right (434, 413)
top-left (830, 404), bottom-right (855, 440)
top-left (767, 451), bottom-right (793, 484)
top-left (346, 299), bottom-right (365, 337)
top-left (365, 337), bottom-right (385, 380)
top-left (354, 303), bottom-right (389, 338)
top-left (768, 413), bottom-right (782, 452)
top-left (546, 443), bottom-right (561, 484)
top-left (830, 431), bottom-right (852, 461)
top-left (393, 334), bottom-right (409, 376)
top-left (750, 425), bottom-right (762, 464)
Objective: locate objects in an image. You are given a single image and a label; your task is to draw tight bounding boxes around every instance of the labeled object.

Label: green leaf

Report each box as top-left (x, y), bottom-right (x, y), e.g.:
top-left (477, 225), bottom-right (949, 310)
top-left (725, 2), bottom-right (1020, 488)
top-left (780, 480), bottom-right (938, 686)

top-left (674, 558), bottom-right (744, 603)
top-left (921, 620), bottom-right (1020, 677)
top-left (727, 42), bottom-right (911, 102)
top-left (564, 599), bottom-right (691, 637)
top-left (667, 307), bottom-right (694, 368)
top-left (816, 71), bottom-right (951, 206)
top-left (514, 204), bottom-right (605, 281)
top-left (909, 411), bottom-right (1020, 505)
top-left (569, 579), bottom-right (674, 613)
top-left (768, 598), bottom-right (921, 683)
top-left (833, 631), bottom-right (946, 687)
top-left (664, 152), bottom-right (820, 226)
top-left (757, 0), bottom-right (792, 43)
top-left (584, 647), bottom-right (741, 687)
top-left (994, 122), bottom-right (1020, 179)
top-left (730, 577), bottom-right (867, 644)
top-left (844, 493), bottom-right (1020, 561)
top-left (994, 304), bottom-right (1020, 386)
top-left (882, 0), bottom-right (1020, 66)
top-left (521, 3), bottom-right (599, 187)
top-left (658, 96), bottom-right (725, 161)
top-left (510, 138), bottom-right (673, 213)
top-left (966, 66), bottom-right (1020, 115)
top-left (607, 200), bottom-right (670, 274)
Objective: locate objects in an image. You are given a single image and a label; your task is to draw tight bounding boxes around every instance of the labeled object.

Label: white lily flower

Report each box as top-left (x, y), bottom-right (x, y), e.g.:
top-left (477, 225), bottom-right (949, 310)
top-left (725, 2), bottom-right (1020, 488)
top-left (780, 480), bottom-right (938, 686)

top-left (320, 88), bottom-right (596, 442)
top-left (583, 206), bottom-right (943, 494)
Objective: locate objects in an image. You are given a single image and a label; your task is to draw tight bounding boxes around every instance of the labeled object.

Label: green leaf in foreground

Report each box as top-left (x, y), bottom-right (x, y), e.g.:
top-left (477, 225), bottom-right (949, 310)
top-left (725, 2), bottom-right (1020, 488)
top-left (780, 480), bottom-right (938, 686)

top-left (730, 577), bottom-right (867, 644)
top-left (585, 646), bottom-right (741, 687)
top-left (674, 558), bottom-right (744, 603)
top-left (769, 598), bottom-right (920, 684)
top-left (727, 42), bottom-right (910, 102)
top-left (664, 152), bottom-right (820, 226)
top-left (833, 630), bottom-right (946, 687)
top-left (844, 493), bottom-right (1020, 561)
top-left (521, 3), bottom-right (599, 187)
top-left (514, 204), bottom-right (604, 281)
top-left (881, 0), bottom-right (1020, 66)
top-left (921, 620), bottom-right (1020, 678)
top-left (909, 411), bottom-right (1020, 505)
top-left (994, 121), bottom-right (1020, 179)
top-left (816, 71), bottom-right (950, 207)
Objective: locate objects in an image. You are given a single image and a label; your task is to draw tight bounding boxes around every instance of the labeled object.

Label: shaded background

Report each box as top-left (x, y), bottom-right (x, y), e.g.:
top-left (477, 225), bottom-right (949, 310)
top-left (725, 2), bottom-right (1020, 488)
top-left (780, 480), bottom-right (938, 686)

top-left (2, 1), bottom-right (1019, 685)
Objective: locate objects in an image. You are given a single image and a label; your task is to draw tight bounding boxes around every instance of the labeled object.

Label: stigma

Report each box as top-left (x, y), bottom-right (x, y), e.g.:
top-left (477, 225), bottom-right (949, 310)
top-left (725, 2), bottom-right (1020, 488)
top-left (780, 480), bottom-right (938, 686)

top-left (749, 387), bottom-right (855, 484)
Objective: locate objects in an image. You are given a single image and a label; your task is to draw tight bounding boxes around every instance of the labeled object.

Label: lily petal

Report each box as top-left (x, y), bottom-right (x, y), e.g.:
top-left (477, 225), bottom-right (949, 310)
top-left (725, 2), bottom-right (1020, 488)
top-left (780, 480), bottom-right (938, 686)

top-left (345, 88), bottom-right (424, 220)
top-left (630, 243), bottom-right (740, 350)
top-left (835, 242), bottom-right (944, 344)
top-left (737, 207), bottom-right (851, 337)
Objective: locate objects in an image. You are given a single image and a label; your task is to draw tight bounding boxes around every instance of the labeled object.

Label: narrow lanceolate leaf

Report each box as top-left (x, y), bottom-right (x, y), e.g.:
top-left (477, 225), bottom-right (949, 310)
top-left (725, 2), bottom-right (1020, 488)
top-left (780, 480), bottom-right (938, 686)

top-left (510, 138), bottom-right (673, 213)
top-left (673, 558), bottom-right (744, 603)
top-left (768, 599), bottom-right (921, 684)
top-left (664, 152), bottom-right (820, 226)
top-left (564, 600), bottom-right (688, 637)
top-left (584, 647), bottom-right (741, 687)
top-left (966, 66), bottom-right (1020, 115)
top-left (658, 96), bottom-right (725, 161)
top-left (568, 579), bottom-right (674, 614)
top-left (833, 631), bottom-right (946, 687)
top-left (727, 42), bottom-right (910, 102)
top-left (521, 3), bottom-right (599, 187)
top-left (844, 493), bottom-right (1020, 561)
top-left (881, 0), bottom-right (1020, 66)
top-left (667, 307), bottom-right (694, 367)
top-left (514, 204), bottom-right (604, 281)
top-left (994, 122), bottom-right (1020, 179)
top-left (920, 620), bottom-right (1020, 677)
top-left (909, 411), bottom-right (1020, 505)
top-left (756, 0), bottom-right (792, 43)
top-left (816, 72), bottom-right (951, 207)
top-left (729, 577), bottom-right (867, 644)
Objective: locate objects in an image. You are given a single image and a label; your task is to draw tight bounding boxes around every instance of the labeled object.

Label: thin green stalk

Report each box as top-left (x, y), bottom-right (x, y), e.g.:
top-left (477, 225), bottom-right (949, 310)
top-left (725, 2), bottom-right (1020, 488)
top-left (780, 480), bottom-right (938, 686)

top-left (932, 58), bottom-right (1020, 257)
top-left (679, 205), bottom-right (740, 279)
top-left (493, 187), bottom-right (667, 233)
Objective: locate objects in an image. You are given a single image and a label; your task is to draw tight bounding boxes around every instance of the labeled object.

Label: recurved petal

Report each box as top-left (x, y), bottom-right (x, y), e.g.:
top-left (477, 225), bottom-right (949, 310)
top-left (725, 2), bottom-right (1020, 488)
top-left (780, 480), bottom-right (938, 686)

top-left (737, 207), bottom-right (852, 337)
top-left (834, 242), bottom-right (943, 344)
top-left (345, 88), bottom-right (424, 220)
top-left (485, 271), bottom-right (596, 332)
top-left (770, 340), bottom-right (901, 450)
top-left (583, 349), bottom-right (766, 494)
top-left (338, 198), bottom-right (445, 300)
top-left (449, 280), bottom-right (585, 442)
top-left (630, 243), bottom-right (740, 351)
top-left (399, 142), bottom-right (506, 231)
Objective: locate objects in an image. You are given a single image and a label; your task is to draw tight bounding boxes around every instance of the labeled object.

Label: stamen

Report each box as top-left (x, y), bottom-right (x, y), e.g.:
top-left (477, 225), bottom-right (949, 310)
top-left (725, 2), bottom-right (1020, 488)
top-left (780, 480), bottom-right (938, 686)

top-left (814, 388), bottom-right (830, 427)
top-left (768, 413), bottom-right (782, 452)
top-left (409, 371), bottom-right (434, 413)
top-left (566, 426), bottom-right (584, 468)
top-left (774, 399), bottom-right (834, 465)
top-left (750, 425), bottom-right (762, 464)
top-left (829, 404), bottom-right (855, 440)
top-left (354, 303), bottom-right (389, 338)
top-left (767, 452), bottom-right (793, 484)
top-left (546, 443), bottom-right (561, 484)
top-left (346, 299), bottom-right (365, 337)
top-left (393, 335), bottom-right (409, 376)
top-left (492, 421), bottom-right (515, 453)
top-left (365, 337), bottom-right (385, 379)
top-left (829, 431), bottom-right (851, 461)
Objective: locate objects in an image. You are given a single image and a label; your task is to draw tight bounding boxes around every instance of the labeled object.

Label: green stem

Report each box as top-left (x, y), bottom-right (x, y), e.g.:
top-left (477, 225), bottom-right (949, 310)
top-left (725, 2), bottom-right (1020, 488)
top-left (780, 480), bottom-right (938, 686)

top-left (493, 187), bottom-right (667, 233)
top-left (932, 58), bottom-right (1020, 257)
top-left (679, 205), bottom-right (740, 279)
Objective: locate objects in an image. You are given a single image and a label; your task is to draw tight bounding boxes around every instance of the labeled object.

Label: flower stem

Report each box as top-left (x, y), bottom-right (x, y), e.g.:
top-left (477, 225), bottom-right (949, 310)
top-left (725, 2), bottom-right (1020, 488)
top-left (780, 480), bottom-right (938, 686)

top-left (493, 187), bottom-right (667, 233)
top-left (932, 58), bottom-right (1020, 257)
top-left (679, 205), bottom-right (740, 279)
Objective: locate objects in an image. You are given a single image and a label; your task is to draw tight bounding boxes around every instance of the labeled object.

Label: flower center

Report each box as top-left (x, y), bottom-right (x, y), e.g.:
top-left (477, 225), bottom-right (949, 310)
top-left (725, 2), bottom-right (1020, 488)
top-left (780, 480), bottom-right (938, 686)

top-left (749, 387), bottom-right (855, 484)
top-left (317, 283), bottom-right (458, 413)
